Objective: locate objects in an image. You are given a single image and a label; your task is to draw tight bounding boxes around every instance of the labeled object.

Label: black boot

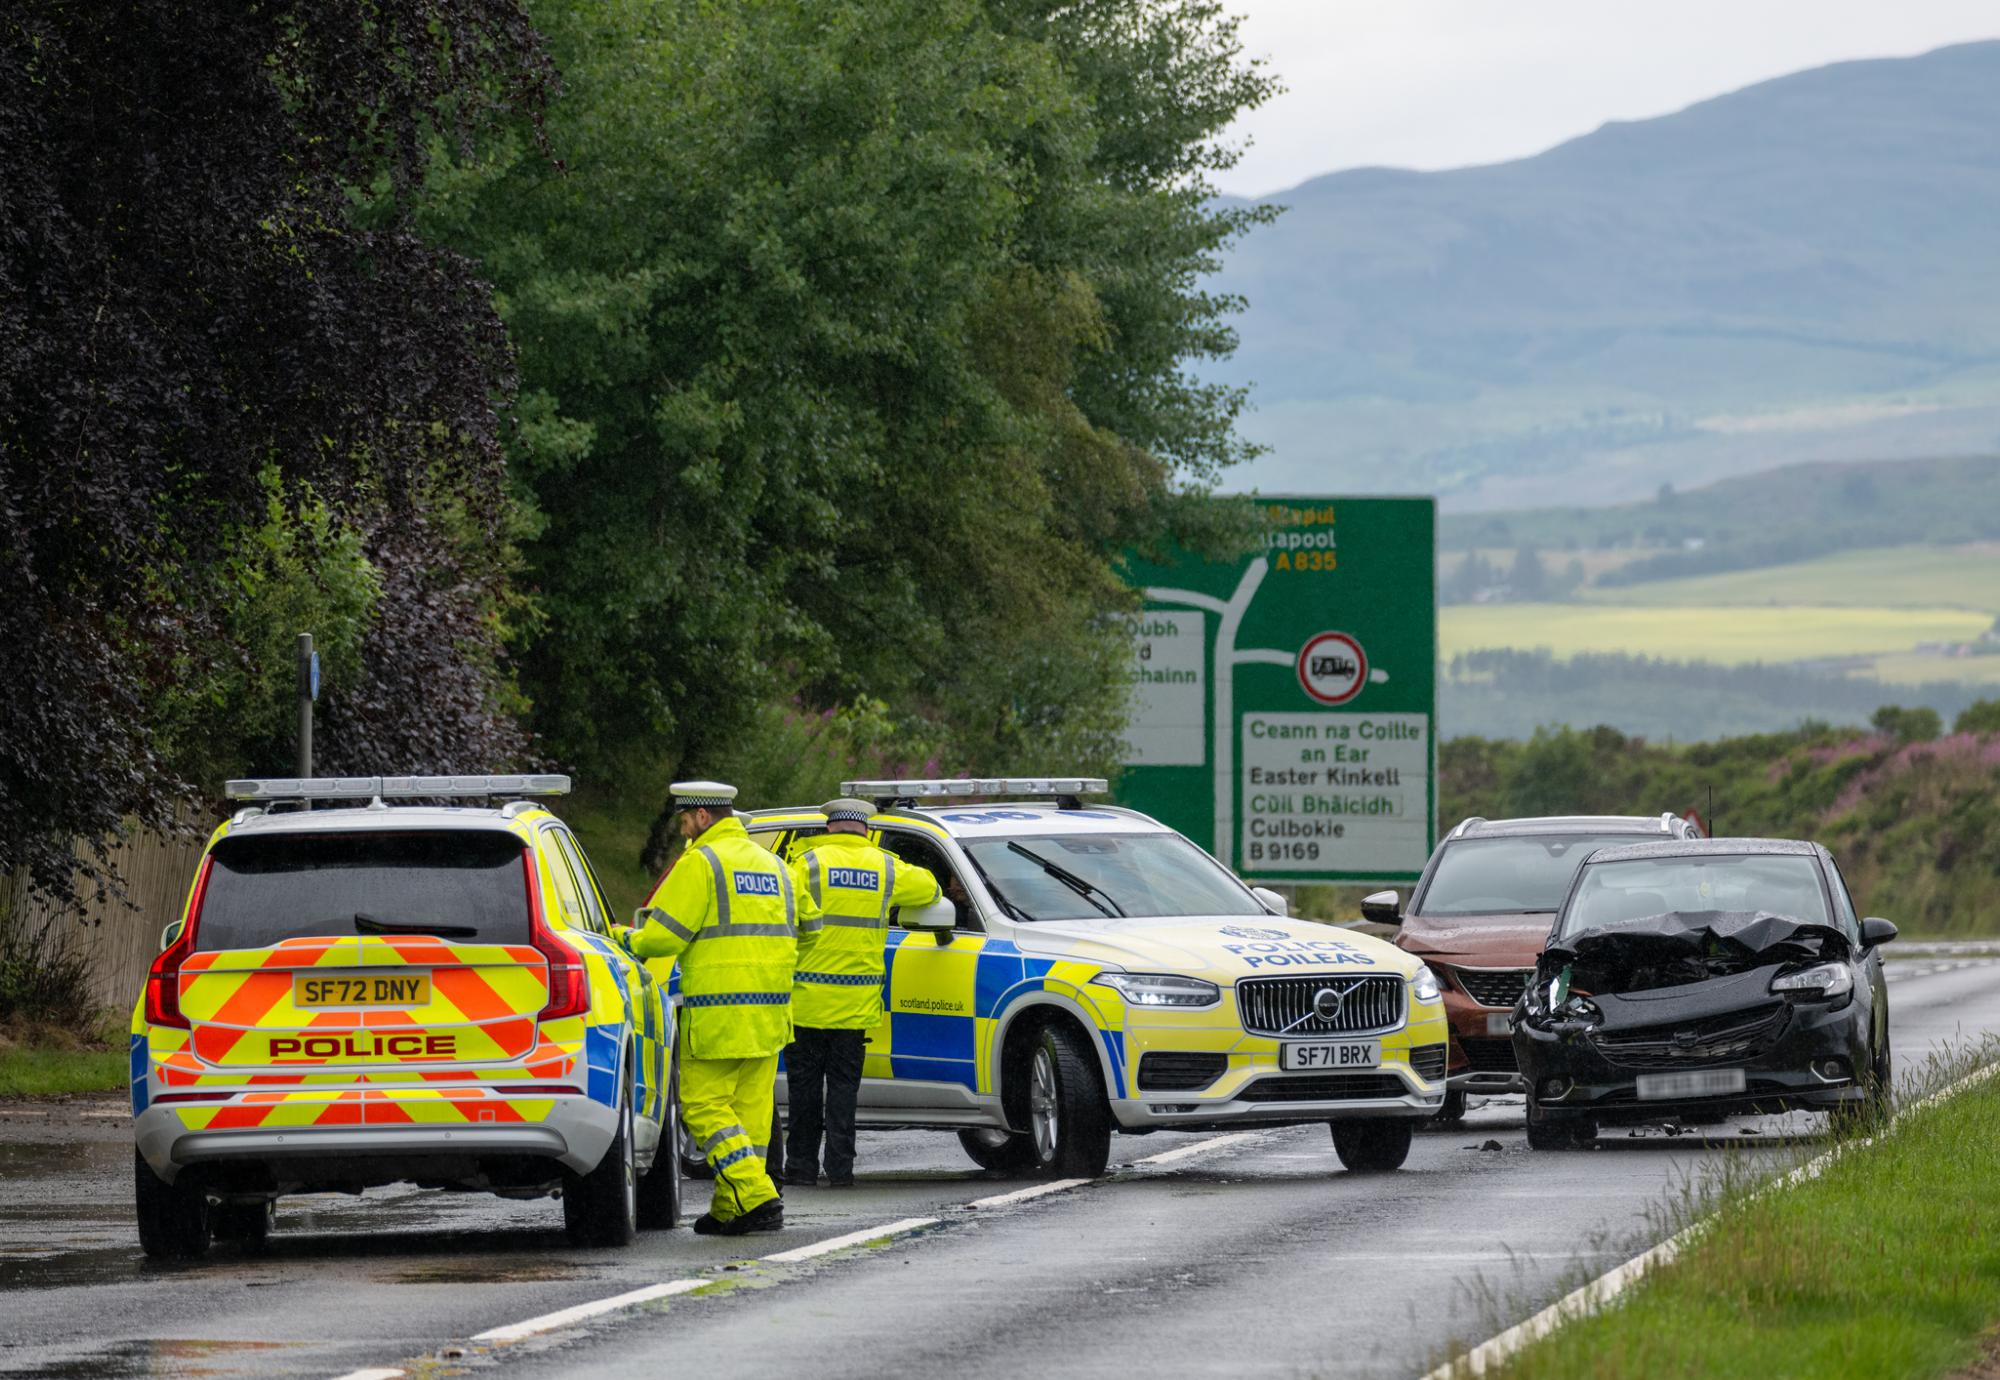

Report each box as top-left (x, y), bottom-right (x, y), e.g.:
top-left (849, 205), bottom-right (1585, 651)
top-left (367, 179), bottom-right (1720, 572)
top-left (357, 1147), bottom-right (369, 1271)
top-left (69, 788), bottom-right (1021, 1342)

top-left (715, 1198), bottom-right (784, 1236)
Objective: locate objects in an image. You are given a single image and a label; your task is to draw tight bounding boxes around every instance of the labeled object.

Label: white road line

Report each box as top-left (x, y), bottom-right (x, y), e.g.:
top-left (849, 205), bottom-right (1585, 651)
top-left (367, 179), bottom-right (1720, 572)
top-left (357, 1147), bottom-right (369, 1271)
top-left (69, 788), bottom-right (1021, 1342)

top-left (964, 1178), bottom-right (1090, 1209)
top-left (329, 1370), bottom-right (406, 1380)
top-left (471, 1278), bottom-right (708, 1343)
top-left (1424, 1060), bottom-right (2000, 1379)
top-left (1134, 1131), bottom-right (1264, 1166)
top-left (763, 1215), bottom-right (938, 1262)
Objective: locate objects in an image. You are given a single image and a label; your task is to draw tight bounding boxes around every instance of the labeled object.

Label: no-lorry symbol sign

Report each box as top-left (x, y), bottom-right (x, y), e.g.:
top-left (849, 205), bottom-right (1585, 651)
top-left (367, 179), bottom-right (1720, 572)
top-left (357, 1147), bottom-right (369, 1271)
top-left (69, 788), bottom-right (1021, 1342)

top-left (1298, 632), bottom-right (1367, 705)
top-left (1119, 496), bottom-right (1436, 885)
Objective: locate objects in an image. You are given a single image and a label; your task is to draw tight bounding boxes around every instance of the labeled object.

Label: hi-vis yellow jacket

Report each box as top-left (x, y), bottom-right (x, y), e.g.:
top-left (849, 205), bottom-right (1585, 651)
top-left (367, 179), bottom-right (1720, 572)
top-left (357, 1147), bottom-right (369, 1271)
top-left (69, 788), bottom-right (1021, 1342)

top-left (624, 816), bottom-right (804, 1059)
top-left (788, 833), bottom-right (939, 1030)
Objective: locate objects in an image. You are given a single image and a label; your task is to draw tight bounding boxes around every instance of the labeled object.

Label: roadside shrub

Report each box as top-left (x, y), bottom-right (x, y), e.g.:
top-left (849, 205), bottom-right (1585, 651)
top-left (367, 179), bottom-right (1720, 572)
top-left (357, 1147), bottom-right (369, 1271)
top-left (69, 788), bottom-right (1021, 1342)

top-left (1871, 704), bottom-right (1942, 743)
top-left (1954, 698), bottom-right (2000, 735)
top-left (0, 902), bottom-right (98, 1026)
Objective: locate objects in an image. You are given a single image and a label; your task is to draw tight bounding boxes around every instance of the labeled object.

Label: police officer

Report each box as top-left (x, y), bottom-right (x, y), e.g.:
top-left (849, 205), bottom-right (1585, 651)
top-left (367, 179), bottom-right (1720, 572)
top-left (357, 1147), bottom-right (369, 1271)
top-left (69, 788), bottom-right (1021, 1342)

top-left (618, 781), bottom-right (801, 1236)
top-left (781, 797), bottom-right (940, 1187)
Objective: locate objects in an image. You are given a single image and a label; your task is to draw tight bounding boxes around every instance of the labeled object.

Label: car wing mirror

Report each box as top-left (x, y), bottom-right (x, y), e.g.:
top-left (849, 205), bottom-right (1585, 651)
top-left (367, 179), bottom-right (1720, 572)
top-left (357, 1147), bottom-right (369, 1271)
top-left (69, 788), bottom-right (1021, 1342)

top-left (159, 919), bottom-right (184, 950)
top-left (904, 899), bottom-right (957, 944)
top-left (1251, 886), bottom-right (1289, 917)
top-left (1360, 890), bottom-right (1401, 926)
top-left (1859, 916), bottom-right (1898, 949)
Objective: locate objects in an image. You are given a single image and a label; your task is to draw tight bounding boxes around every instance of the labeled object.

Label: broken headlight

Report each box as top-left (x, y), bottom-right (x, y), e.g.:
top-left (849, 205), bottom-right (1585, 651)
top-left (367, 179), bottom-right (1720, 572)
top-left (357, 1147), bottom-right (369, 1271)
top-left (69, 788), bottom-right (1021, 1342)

top-left (1770, 962), bottom-right (1854, 1000)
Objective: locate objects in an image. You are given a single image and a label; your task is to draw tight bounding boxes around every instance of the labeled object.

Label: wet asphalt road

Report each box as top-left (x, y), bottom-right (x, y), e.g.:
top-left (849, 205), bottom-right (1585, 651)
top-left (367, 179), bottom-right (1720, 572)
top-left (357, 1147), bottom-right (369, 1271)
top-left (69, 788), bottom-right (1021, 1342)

top-left (3, 955), bottom-right (1998, 1380)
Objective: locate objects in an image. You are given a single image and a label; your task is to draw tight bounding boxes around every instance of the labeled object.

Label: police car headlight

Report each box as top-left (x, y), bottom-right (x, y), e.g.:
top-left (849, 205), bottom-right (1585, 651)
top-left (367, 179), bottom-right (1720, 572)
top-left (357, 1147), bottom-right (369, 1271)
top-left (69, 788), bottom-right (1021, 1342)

top-left (1408, 965), bottom-right (1442, 1004)
top-left (1771, 963), bottom-right (1853, 1000)
top-left (1091, 973), bottom-right (1221, 1008)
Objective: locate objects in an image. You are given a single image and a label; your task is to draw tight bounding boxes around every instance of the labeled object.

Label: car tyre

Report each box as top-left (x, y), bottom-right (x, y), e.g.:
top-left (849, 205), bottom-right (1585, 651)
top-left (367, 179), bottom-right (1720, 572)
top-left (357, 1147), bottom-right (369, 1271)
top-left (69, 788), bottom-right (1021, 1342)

top-left (1524, 1090), bottom-right (1596, 1150)
top-left (957, 1128), bottom-right (1040, 1175)
top-left (1430, 1088), bottom-right (1468, 1126)
top-left (1024, 1023), bottom-right (1111, 1179)
top-left (564, 1071), bottom-right (638, 1247)
top-left (135, 1150), bottom-right (209, 1261)
top-left (210, 1199), bottom-right (274, 1247)
top-left (1860, 1031), bottom-right (1893, 1126)
top-left (1331, 1117), bottom-right (1414, 1171)
top-left (637, 1068), bottom-right (683, 1230)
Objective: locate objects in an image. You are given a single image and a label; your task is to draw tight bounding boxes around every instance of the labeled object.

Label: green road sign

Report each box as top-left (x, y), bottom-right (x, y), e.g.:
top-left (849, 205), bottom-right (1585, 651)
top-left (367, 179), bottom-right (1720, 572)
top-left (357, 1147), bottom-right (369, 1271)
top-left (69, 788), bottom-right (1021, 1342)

top-left (1119, 496), bottom-right (1437, 885)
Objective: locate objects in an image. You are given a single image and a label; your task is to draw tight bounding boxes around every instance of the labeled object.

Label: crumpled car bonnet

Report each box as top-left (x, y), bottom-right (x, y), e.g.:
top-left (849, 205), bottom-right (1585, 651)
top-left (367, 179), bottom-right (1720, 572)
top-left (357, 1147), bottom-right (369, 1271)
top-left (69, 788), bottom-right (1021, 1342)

top-left (1545, 910), bottom-right (1849, 978)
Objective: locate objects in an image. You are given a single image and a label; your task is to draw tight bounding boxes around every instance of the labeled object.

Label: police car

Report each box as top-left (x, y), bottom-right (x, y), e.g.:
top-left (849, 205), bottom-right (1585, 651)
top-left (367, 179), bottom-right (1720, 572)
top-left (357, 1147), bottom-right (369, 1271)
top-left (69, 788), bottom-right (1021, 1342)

top-left (747, 779), bottom-right (1448, 1175)
top-left (129, 776), bottom-right (679, 1259)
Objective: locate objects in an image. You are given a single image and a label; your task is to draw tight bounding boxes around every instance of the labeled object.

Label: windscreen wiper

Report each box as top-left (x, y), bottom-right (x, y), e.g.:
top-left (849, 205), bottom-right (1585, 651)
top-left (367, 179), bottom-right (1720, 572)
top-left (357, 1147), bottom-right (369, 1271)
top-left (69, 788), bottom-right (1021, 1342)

top-left (354, 913), bottom-right (481, 939)
top-left (1006, 842), bottom-right (1125, 918)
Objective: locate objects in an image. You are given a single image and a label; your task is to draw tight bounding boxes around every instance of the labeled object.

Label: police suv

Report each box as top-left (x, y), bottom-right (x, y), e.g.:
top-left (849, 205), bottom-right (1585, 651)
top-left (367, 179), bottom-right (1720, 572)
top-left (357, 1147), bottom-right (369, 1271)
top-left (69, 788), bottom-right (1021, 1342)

top-left (747, 779), bottom-right (1448, 1175)
top-left (130, 776), bottom-right (680, 1259)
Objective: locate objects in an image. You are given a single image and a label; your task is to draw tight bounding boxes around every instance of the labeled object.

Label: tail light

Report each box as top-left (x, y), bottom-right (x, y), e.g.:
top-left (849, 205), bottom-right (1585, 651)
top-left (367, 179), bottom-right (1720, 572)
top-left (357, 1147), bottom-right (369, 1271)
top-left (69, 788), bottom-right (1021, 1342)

top-left (524, 850), bottom-right (589, 1020)
top-left (144, 856), bottom-right (212, 1029)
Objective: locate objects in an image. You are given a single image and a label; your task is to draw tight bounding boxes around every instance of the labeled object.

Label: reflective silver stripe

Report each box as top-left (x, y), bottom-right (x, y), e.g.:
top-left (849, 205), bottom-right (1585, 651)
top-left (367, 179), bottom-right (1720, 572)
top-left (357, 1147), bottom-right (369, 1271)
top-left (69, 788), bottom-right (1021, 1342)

top-left (797, 912), bottom-right (825, 934)
top-left (805, 852), bottom-right (823, 905)
top-left (778, 859), bottom-right (797, 930)
top-left (697, 922), bottom-right (795, 940)
top-left (879, 855), bottom-right (897, 924)
top-left (701, 1123), bottom-right (748, 1153)
top-left (637, 906), bottom-right (696, 943)
top-left (820, 912), bottom-right (884, 930)
top-left (698, 845), bottom-right (729, 927)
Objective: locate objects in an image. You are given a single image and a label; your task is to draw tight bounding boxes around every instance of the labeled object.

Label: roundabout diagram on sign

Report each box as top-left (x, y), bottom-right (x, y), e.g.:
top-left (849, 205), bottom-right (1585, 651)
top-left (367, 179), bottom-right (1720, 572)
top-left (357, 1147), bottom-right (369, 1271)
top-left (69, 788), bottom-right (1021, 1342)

top-left (1297, 631), bottom-right (1367, 705)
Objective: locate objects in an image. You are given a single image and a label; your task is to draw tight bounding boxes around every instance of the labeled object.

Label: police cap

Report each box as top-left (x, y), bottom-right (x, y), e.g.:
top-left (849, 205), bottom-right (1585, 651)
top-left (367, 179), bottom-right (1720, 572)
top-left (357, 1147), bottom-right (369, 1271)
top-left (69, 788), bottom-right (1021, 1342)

top-left (671, 780), bottom-right (738, 810)
top-left (821, 797), bottom-right (873, 824)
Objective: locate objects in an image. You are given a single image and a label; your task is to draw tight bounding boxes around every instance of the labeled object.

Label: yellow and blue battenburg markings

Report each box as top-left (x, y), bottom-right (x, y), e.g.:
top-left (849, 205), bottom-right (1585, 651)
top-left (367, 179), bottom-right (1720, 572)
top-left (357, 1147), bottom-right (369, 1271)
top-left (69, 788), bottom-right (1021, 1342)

top-left (876, 933), bottom-right (1128, 1098)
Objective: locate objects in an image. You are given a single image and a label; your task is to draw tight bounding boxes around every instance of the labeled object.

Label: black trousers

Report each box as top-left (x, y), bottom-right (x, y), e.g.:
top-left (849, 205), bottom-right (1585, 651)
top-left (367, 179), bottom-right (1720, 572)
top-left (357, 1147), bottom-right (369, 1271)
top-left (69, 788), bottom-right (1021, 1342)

top-left (784, 1026), bottom-right (867, 1179)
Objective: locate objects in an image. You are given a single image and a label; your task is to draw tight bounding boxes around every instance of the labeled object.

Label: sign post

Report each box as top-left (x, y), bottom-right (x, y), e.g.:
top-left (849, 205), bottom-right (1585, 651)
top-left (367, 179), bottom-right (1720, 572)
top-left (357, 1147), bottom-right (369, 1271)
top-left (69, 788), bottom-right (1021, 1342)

top-left (296, 632), bottom-right (318, 783)
top-left (1120, 497), bottom-right (1437, 886)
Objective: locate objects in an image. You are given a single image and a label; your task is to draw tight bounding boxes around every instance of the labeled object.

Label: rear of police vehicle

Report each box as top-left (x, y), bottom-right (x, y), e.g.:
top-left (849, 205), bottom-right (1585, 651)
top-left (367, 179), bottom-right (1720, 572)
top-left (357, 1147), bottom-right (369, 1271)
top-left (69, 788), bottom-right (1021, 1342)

top-left (131, 775), bottom-right (657, 1259)
top-left (750, 778), bottom-right (1450, 1177)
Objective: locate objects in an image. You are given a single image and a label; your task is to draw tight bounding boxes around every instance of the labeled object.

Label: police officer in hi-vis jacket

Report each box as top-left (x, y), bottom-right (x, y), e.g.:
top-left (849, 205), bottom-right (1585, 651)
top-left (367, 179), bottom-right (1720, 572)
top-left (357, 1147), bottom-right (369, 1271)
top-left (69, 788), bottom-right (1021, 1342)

top-left (619, 781), bottom-right (803, 1235)
top-left (781, 797), bottom-right (939, 1187)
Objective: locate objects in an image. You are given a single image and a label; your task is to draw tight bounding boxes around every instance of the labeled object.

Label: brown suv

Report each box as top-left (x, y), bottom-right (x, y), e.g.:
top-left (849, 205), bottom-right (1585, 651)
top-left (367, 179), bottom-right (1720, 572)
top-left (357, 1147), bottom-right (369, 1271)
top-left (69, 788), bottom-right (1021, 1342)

top-left (1366, 814), bottom-right (1704, 1120)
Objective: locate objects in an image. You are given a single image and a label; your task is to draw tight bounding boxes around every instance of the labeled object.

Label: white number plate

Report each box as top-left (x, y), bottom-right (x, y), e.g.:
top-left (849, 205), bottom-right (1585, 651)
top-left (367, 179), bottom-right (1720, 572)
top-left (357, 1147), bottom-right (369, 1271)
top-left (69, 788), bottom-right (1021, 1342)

top-left (1636, 1068), bottom-right (1746, 1100)
top-left (1485, 1012), bottom-right (1513, 1036)
top-left (1281, 1040), bottom-right (1380, 1071)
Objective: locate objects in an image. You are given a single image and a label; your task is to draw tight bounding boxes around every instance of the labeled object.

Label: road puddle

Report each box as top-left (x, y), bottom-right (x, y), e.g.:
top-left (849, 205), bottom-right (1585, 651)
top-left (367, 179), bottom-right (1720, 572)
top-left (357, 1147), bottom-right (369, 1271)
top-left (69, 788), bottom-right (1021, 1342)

top-left (3, 1337), bottom-right (302, 1379)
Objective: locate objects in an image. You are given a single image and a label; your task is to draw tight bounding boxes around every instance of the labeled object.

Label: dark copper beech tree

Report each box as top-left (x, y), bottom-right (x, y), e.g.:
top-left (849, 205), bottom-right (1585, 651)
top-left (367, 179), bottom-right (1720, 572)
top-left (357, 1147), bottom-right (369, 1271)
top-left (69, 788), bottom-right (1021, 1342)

top-left (0, 2), bottom-right (551, 898)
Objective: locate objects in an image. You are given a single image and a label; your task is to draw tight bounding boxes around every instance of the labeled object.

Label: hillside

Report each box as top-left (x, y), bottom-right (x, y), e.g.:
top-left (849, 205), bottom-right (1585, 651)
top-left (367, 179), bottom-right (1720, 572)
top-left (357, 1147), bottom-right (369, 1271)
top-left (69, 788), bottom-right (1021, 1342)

top-left (1214, 42), bottom-right (2000, 508)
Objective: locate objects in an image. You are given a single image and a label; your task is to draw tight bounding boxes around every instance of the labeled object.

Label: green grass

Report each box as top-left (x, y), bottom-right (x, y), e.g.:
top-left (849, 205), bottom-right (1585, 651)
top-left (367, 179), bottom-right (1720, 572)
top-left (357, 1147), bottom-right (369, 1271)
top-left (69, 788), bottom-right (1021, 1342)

top-left (1579, 543), bottom-right (2000, 614)
top-left (1476, 1073), bottom-right (2000, 1380)
top-left (1441, 602), bottom-right (1991, 665)
top-left (0, 1047), bottom-right (127, 1097)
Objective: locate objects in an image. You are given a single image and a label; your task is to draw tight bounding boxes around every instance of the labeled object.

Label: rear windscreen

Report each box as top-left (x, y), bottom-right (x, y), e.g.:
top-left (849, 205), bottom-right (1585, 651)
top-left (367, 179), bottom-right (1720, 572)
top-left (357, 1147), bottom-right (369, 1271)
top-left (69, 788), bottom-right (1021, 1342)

top-left (196, 831), bottom-right (531, 951)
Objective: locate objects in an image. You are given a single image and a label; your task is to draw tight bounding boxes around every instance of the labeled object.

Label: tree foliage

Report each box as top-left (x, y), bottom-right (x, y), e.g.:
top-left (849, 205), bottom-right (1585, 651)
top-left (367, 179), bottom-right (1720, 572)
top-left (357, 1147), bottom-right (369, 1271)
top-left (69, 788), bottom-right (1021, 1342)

top-left (428, 0), bottom-right (1277, 811)
top-left (0, 2), bottom-right (551, 897)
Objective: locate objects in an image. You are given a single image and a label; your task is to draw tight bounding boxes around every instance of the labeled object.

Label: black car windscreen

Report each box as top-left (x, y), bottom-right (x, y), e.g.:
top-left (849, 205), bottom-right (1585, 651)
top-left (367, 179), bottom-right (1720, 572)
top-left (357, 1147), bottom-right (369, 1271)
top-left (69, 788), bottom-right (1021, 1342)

top-left (195, 831), bottom-right (531, 951)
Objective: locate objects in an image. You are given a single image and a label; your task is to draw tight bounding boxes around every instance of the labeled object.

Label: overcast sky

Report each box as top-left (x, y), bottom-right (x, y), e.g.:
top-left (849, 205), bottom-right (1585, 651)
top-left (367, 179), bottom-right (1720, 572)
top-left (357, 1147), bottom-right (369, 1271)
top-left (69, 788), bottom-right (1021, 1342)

top-left (1215, 1), bottom-right (2000, 198)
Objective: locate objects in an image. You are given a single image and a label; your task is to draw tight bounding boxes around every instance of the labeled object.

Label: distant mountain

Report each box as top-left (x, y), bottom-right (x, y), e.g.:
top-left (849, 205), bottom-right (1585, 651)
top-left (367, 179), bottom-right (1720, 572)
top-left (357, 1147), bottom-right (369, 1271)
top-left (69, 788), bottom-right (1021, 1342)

top-left (1214, 41), bottom-right (2000, 509)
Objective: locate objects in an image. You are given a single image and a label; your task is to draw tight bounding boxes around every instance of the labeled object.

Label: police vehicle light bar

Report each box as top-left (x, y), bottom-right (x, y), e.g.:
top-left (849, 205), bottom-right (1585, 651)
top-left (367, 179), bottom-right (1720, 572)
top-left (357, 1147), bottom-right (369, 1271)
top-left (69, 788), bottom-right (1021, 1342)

top-left (224, 775), bottom-right (572, 801)
top-left (841, 777), bottom-right (1108, 802)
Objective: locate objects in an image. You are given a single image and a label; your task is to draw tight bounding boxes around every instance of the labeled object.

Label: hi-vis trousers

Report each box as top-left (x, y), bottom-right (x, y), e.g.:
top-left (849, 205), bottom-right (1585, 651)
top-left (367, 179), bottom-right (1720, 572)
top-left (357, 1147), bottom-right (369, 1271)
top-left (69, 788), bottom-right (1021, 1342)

top-left (679, 1050), bottom-right (780, 1221)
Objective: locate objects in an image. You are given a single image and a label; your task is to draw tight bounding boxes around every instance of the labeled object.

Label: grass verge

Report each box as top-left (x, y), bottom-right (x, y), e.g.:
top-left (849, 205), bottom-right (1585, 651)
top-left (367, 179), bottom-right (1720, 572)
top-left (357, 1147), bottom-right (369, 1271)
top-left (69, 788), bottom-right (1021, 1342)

top-left (0, 1046), bottom-right (127, 1097)
top-left (1456, 1049), bottom-right (2000, 1380)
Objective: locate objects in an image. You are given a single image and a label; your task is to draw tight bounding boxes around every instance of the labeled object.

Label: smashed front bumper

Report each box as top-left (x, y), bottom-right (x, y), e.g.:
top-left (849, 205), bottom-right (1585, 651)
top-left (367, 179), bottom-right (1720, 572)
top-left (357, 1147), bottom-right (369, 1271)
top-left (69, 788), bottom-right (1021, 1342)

top-left (1514, 995), bottom-right (1870, 1124)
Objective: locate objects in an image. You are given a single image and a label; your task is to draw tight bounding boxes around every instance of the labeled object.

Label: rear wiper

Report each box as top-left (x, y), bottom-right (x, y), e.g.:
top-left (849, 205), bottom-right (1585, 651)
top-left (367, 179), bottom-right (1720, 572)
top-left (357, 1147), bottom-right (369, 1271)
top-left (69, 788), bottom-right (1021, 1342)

top-left (354, 913), bottom-right (480, 939)
top-left (1006, 843), bottom-right (1125, 918)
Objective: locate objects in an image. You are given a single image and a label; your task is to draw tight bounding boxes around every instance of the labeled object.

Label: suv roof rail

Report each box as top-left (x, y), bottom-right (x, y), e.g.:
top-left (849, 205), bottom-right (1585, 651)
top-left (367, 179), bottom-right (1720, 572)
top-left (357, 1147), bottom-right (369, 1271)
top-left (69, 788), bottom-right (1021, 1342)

top-left (1446, 816), bottom-right (1487, 840)
top-left (224, 775), bottom-right (572, 803)
top-left (840, 777), bottom-right (1109, 810)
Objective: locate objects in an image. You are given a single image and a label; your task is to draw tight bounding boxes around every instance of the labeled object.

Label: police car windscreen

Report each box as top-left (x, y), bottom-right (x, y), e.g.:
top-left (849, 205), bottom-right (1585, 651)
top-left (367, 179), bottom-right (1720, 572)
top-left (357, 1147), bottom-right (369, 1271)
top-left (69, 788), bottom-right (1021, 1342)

top-left (195, 831), bottom-right (531, 950)
top-left (1561, 854), bottom-right (1831, 936)
top-left (1417, 835), bottom-right (1636, 917)
top-left (964, 833), bottom-right (1264, 921)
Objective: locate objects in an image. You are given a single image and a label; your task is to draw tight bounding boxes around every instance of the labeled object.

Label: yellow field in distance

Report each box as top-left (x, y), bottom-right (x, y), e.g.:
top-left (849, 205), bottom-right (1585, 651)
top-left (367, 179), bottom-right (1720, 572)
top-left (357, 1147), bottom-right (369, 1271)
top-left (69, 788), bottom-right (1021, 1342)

top-left (1440, 604), bottom-right (1992, 665)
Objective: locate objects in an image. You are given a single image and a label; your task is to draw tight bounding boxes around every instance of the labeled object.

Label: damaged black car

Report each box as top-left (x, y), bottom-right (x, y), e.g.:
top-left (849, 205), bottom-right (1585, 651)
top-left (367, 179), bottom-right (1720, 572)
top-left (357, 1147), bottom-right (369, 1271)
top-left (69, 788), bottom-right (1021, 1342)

top-left (1512, 839), bottom-right (1895, 1149)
